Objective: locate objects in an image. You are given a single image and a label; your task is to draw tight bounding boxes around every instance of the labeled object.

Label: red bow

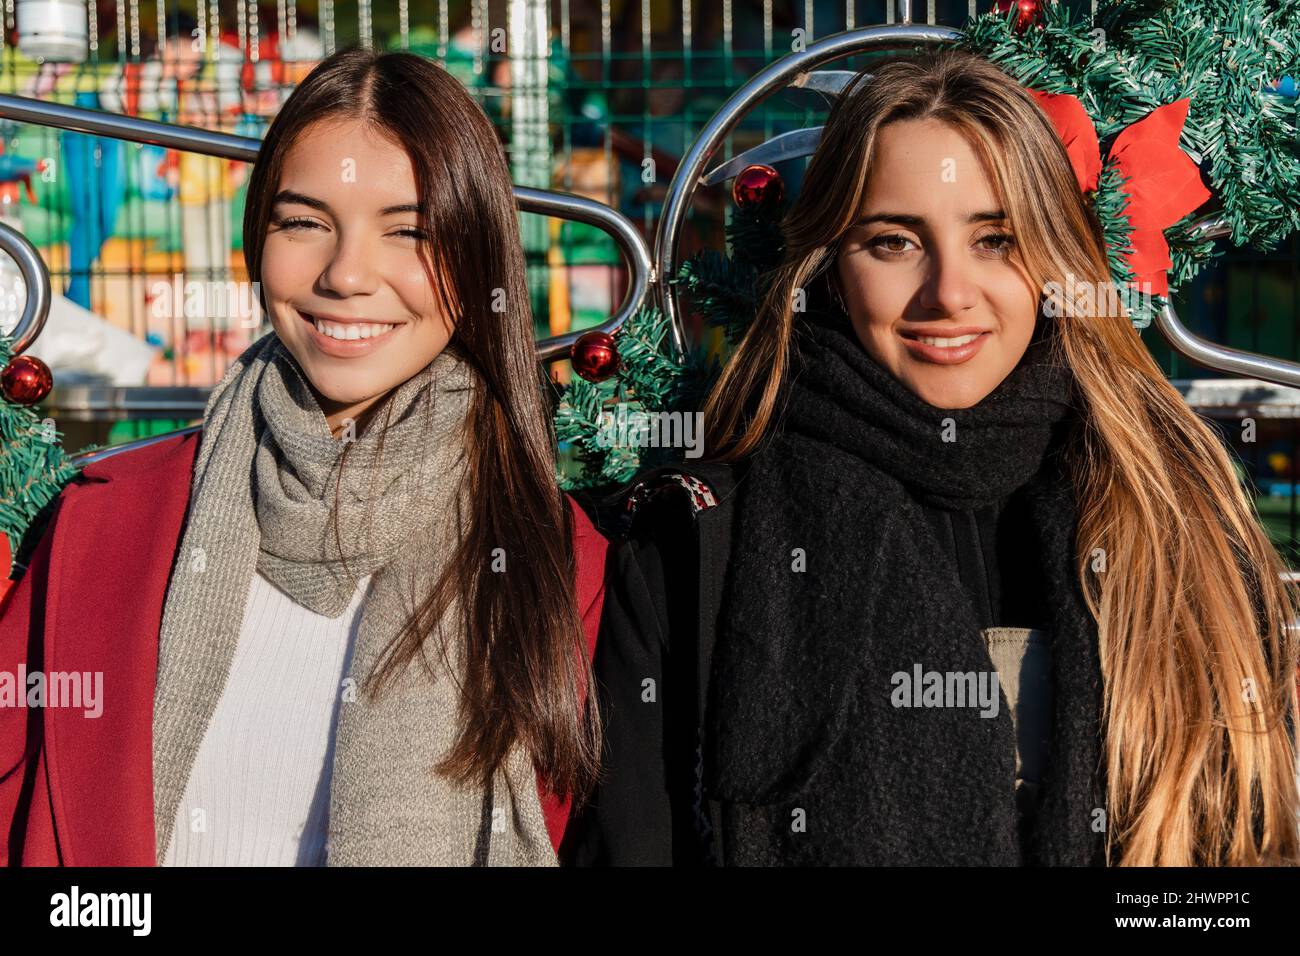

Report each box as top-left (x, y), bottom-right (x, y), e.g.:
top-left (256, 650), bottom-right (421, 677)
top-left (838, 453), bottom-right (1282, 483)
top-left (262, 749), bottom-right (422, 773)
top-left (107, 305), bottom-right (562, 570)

top-left (1028, 89), bottom-right (1211, 298)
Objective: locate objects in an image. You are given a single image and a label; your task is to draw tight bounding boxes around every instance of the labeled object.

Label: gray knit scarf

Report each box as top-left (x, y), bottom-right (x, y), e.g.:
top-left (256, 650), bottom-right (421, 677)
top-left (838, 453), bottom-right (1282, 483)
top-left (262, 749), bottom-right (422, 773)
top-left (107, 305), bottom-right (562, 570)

top-left (152, 330), bottom-right (556, 866)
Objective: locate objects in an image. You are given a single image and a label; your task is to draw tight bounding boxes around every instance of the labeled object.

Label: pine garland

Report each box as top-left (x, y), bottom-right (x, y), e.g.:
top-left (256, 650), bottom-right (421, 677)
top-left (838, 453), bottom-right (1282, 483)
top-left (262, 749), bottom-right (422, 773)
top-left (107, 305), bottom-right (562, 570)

top-left (557, 1), bottom-right (1300, 487)
top-left (0, 334), bottom-right (84, 579)
top-left (554, 304), bottom-right (704, 491)
top-left (961, 0), bottom-right (1300, 326)
top-left (553, 192), bottom-right (792, 492)
top-left (675, 193), bottom-right (789, 345)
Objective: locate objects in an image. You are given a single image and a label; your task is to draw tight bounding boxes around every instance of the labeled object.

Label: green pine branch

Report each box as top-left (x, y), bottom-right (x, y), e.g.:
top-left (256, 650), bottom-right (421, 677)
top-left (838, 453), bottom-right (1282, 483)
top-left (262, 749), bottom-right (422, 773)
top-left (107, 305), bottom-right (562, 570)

top-left (961, 0), bottom-right (1300, 314)
top-left (555, 305), bottom-right (703, 491)
top-left (0, 334), bottom-right (81, 579)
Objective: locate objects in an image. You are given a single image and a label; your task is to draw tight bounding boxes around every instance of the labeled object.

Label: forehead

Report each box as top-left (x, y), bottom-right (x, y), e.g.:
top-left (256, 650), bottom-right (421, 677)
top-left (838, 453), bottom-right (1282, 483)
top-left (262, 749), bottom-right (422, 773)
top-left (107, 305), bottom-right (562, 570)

top-left (278, 117), bottom-right (418, 205)
top-left (859, 117), bottom-right (1000, 213)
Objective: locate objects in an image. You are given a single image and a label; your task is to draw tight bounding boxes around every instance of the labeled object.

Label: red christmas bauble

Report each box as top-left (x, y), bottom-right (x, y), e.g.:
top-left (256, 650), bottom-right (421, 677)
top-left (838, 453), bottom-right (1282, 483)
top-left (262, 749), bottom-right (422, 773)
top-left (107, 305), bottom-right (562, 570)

top-left (993, 0), bottom-right (1043, 32)
top-left (570, 330), bottom-right (620, 382)
top-left (1, 354), bottom-right (52, 405)
top-left (732, 164), bottom-right (784, 208)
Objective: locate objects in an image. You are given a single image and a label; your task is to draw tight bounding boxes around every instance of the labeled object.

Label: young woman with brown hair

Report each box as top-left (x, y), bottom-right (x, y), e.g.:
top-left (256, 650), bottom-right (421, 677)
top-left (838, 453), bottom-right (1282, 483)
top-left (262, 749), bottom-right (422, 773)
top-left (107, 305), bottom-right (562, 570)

top-left (1, 47), bottom-right (607, 867)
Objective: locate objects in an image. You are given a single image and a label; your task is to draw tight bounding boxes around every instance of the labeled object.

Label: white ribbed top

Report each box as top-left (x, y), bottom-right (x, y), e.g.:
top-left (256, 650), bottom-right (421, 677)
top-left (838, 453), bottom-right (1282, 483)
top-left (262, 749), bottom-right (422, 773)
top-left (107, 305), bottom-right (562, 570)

top-left (161, 568), bottom-right (371, 867)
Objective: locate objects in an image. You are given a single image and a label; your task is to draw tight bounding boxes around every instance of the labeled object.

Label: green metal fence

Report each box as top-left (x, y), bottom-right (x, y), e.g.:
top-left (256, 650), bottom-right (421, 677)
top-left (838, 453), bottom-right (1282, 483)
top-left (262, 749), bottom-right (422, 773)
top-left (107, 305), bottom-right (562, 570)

top-left (1, 0), bottom-right (1299, 561)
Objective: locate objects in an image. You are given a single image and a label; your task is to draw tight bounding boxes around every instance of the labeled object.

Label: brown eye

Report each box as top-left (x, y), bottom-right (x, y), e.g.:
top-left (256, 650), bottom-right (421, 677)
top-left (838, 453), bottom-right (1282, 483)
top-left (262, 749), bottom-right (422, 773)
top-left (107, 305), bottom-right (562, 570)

top-left (977, 232), bottom-right (1016, 257)
top-left (869, 233), bottom-right (917, 257)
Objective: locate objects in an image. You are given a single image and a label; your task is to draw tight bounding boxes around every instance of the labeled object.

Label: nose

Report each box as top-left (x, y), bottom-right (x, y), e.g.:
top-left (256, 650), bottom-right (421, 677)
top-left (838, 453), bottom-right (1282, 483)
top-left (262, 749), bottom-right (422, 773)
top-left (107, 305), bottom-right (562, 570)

top-left (916, 238), bottom-right (980, 318)
top-left (318, 230), bottom-right (379, 297)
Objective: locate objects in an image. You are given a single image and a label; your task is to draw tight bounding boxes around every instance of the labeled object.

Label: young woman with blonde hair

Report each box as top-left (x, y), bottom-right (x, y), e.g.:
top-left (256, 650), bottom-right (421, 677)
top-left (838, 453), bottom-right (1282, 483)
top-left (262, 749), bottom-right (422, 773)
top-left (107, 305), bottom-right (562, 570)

top-left (566, 48), bottom-right (1300, 867)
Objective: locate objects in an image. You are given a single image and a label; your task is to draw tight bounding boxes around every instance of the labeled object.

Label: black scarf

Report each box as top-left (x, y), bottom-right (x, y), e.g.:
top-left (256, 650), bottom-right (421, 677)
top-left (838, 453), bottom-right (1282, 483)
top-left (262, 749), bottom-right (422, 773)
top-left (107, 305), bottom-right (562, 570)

top-left (704, 310), bottom-right (1109, 865)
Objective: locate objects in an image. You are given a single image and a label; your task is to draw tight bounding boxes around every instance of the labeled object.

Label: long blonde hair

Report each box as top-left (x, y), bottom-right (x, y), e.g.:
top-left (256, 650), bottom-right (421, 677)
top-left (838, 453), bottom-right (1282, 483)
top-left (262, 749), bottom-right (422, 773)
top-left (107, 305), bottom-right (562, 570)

top-left (702, 48), bottom-right (1300, 865)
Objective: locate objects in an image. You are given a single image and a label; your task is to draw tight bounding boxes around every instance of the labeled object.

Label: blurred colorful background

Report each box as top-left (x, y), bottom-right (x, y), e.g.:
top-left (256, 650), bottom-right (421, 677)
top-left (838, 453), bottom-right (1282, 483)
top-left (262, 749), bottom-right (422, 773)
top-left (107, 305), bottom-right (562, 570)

top-left (0, 0), bottom-right (1298, 562)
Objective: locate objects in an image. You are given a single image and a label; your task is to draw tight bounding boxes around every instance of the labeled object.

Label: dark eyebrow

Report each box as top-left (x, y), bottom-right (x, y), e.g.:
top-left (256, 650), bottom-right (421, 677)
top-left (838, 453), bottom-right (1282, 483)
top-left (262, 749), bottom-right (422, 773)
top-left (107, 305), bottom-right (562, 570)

top-left (854, 209), bottom-right (1008, 227)
top-left (272, 190), bottom-right (422, 216)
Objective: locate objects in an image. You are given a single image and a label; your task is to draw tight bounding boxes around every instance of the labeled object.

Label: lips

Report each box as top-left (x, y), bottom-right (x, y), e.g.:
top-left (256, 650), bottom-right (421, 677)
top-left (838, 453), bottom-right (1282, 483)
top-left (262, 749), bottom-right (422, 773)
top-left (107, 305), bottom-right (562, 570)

top-left (298, 308), bottom-right (403, 357)
top-left (304, 313), bottom-right (397, 340)
top-left (899, 328), bottom-right (992, 366)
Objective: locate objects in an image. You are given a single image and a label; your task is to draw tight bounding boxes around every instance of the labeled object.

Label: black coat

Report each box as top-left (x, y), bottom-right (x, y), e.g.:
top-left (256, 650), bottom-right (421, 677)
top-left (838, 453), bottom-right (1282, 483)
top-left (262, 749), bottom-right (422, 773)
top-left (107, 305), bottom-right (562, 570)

top-left (560, 462), bottom-right (735, 866)
top-left (562, 304), bottom-right (1116, 867)
top-left (560, 458), bottom-right (1075, 866)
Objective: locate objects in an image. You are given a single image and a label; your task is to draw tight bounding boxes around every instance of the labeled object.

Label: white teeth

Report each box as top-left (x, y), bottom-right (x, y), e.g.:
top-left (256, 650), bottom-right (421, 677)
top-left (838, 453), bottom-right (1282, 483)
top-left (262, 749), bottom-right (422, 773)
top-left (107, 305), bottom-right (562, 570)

top-left (310, 316), bottom-right (397, 341)
top-left (914, 333), bottom-right (982, 348)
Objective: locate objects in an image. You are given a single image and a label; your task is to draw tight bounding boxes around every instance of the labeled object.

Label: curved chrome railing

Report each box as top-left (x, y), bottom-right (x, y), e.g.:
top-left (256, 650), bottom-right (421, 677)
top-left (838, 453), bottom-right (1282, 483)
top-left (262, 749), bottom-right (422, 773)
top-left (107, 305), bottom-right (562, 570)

top-left (0, 220), bottom-right (51, 358)
top-left (0, 92), bottom-right (651, 365)
top-left (1153, 215), bottom-right (1300, 388)
top-left (653, 22), bottom-right (1300, 393)
top-left (70, 425), bottom-right (199, 467)
top-left (517, 185), bottom-right (652, 361)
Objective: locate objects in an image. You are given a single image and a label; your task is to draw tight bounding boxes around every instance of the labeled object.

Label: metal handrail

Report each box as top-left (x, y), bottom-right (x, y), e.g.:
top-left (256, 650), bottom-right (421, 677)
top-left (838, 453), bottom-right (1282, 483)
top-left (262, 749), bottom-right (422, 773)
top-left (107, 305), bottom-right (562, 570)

top-left (654, 25), bottom-right (1300, 393)
top-left (71, 422), bottom-right (200, 467)
top-left (0, 92), bottom-right (652, 364)
top-left (517, 186), bottom-right (651, 361)
top-left (0, 221), bottom-right (51, 358)
top-left (1153, 215), bottom-right (1300, 388)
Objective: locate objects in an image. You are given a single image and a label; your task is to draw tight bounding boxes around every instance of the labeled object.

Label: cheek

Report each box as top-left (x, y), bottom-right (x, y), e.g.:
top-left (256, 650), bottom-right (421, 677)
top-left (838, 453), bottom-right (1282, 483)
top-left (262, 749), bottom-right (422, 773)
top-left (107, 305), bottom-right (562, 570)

top-left (387, 247), bottom-right (450, 317)
top-left (842, 256), bottom-right (910, 324)
top-left (988, 273), bottom-right (1041, 338)
top-left (408, 316), bottom-right (453, 355)
top-left (260, 237), bottom-right (321, 305)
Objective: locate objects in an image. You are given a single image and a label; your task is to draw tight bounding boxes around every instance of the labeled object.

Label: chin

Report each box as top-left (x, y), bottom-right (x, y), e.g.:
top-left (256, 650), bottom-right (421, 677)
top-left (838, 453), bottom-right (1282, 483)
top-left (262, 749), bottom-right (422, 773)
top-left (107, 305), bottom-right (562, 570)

top-left (286, 355), bottom-right (383, 405)
top-left (309, 373), bottom-right (388, 408)
top-left (906, 372), bottom-right (994, 411)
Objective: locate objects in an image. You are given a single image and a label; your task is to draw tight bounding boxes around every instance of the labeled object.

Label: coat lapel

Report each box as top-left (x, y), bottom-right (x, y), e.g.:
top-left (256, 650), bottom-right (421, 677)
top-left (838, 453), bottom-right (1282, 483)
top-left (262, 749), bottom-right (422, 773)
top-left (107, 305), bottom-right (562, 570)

top-left (43, 432), bottom-right (199, 865)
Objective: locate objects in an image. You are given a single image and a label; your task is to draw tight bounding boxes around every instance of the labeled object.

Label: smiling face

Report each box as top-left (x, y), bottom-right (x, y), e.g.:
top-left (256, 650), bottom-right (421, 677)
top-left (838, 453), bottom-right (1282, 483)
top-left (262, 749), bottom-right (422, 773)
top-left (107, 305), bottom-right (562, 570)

top-left (833, 117), bottom-right (1041, 410)
top-left (260, 116), bottom-right (455, 436)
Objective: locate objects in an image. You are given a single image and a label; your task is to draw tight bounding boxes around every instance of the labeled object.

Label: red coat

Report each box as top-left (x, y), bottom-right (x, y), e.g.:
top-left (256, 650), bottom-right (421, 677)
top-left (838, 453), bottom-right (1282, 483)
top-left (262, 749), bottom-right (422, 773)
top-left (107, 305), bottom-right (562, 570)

top-left (0, 430), bottom-right (608, 865)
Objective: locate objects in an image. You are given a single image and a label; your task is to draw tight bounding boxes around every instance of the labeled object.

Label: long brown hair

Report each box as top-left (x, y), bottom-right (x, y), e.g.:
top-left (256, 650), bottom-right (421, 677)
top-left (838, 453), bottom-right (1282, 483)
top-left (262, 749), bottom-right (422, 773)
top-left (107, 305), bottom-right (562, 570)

top-left (703, 48), bottom-right (1300, 865)
top-left (242, 47), bottom-right (599, 802)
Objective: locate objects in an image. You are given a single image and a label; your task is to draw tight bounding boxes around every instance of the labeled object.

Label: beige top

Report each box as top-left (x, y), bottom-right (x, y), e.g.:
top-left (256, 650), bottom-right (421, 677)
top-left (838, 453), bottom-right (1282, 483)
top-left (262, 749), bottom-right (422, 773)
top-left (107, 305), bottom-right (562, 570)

top-left (981, 627), bottom-right (1053, 823)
